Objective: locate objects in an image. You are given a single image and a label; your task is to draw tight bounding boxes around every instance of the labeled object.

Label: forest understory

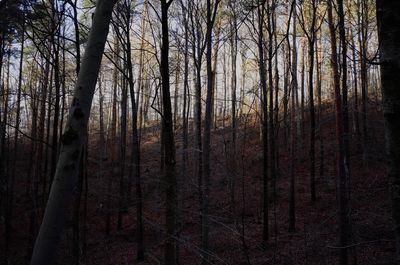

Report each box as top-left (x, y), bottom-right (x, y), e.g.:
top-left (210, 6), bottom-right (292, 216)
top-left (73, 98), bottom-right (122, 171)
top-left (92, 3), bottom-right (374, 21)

top-left (3, 99), bottom-right (395, 265)
top-left (2, 0), bottom-right (400, 264)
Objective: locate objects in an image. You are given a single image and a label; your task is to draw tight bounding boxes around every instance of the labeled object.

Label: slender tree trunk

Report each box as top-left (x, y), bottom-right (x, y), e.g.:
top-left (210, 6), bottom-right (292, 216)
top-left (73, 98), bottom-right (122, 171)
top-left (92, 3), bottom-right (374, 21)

top-left (124, 2), bottom-right (144, 258)
top-left (287, 0), bottom-right (297, 233)
top-left (283, 41), bottom-right (289, 149)
top-left (327, 1), bottom-right (350, 264)
top-left (302, 0), bottom-right (318, 202)
top-left (190, 2), bottom-right (203, 225)
top-left (27, 61), bottom-right (40, 261)
top-left (267, 0), bottom-right (277, 201)
top-left (44, 66), bottom-right (54, 199)
top-left (117, 69), bottom-right (128, 230)
top-left (299, 37), bottom-right (305, 155)
top-left (223, 46), bottom-right (227, 128)
top-left (288, 0), bottom-right (297, 233)
top-left (359, 0), bottom-right (368, 163)
top-left (289, 48), bottom-right (297, 233)
top-left (338, 0), bottom-right (351, 179)
top-left (212, 19), bottom-right (221, 130)
top-left (138, 0), bottom-right (148, 142)
top-left (0, 36), bottom-right (5, 258)
top-left (316, 32), bottom-right (324, 184)
top-left (273, 6), bottom-right (280, 178)
top-left (2, 44), bottom-right (11, 265)
top-left (98, 73), bottom-right (106, 212)
top-left (50, 0), bottom-right (61, 187)
top-left (181, 0), bottom-right (189, 197)
top-left (160, 1), bottom-right (178, 264)
top-left (105, 35), bottom-right (119, 237)
top-left (258, 0), bottom-right (269, 244)
top-left (36, 57), bottom-right (49, 199)
top-left (229, 8), bottom-right (238, 221)
top-left (230, 14), bottom-right (237, 147)
top-left (349, 21), bottom-right (360, 137)
top-left (174, 52), bottom-right (180, 129)
top-left (201, 1), bottom-right (220, 262)
top-left (337, 0), bottom-right (352, 262)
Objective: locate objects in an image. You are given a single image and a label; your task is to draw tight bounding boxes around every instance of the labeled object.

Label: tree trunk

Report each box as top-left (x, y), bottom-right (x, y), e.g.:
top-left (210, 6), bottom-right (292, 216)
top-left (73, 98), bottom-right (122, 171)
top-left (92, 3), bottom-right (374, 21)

top-left (316, 31), bottom-right (324, 183)
top-left (327, 1), bottom-right (350, 263)
top-left (30, 1), bottom-right (116, 263)
top-left (138, 0), bottom-right (149, 142)
top-left (190, 1), bottom-right (203, 226)
top-left (376, 1), bottom-right (400, 262)
top-left (160, 1), bottom-right (178, 264)
top-left (2, 44), bottom-right (11, 265)
top-left (181, 0), bottom-right (189, 198)
top-left (337, 0), bottom-right (351, 263)
top-left (257, 0), bottom-right (269, 244)
top-left (349, 21), bottom-right (360, 137)
top-left (266, 0), bottom-right (276, 201)
top-left (202, 0), bottom-right (218, 262)
top-left (229, 6), bottom-right (238, 221)
top-left (174, 52), bottom-right (180, 129)
top-left (358, 0), bottom-right (369, 164)
top-left (124, 1), bottom-right (144, 257)
top-left (117, 69), bottom-right (128, 230)
top-left (302, 0), bottom-right (318, 202)
top-left (50, 0), bottom-right (61, 187)
top-left (288, 0), bottom-right (297, 233)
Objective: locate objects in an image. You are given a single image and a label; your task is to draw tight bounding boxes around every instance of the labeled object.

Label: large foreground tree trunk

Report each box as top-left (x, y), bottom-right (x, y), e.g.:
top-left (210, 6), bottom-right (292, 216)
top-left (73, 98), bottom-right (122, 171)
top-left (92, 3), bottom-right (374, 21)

top-left (30, 0), bottom-right (116, 264)
top-left (376, 1), bottom-right (400, 262)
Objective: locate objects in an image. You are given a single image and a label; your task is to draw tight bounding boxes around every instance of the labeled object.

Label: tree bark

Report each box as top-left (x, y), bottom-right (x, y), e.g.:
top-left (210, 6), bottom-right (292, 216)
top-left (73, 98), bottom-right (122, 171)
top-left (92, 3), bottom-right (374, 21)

top-left (376, 1), bottom-right (400, 262)
top-left (359, 0), bottom-right (369, 163)
top-left (257, 0), bottom-right (269, 243)
top-left (288, 0), bottom-right (297, 233)
top-left (30, 0), bottom-right (116, 263)
top-left (123, 0), bottom-right (144, 257)
top-left (327, 1), bottom-right (350, 263)
top-left (160, 1), bottom-right (178, 264)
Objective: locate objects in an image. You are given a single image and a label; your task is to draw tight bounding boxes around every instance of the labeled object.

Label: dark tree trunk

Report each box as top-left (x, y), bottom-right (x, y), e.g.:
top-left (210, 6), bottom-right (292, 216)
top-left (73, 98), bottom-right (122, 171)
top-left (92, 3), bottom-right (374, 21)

top-left (288, 0), bottom-right (297, 233)
top-left (117, 71), bottom-right (128, 230)
top-left (257, 0), bottom-right (269, 244)
top-left (359, 0), bottom-right (369, 163)
top-left (229, 6), bottom-right (238, 221)
top-left (327, 1), bottom-right (350, 264)
top-left (376, 1), bottom-right (400, 263)
top-left (267, 0), bottom-right (276, 200)
top-left (50, 0), bottom-right (61, 187)
top-left (160, 1), bottom-right (178, 264)
top-left (124, 2), bottom-right (144, 257)
top-left (201, 0), bottom-right (220, 262)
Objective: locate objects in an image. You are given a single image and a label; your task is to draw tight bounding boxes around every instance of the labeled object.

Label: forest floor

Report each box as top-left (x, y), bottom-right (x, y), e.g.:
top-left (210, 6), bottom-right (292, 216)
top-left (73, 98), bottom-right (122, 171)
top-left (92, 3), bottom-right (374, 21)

top-left (5, 99), bottom-right (396, 265)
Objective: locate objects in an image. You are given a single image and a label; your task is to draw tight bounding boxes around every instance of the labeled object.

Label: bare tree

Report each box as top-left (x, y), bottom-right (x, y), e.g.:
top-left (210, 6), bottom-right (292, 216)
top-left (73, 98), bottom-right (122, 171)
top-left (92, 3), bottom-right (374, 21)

top-left (30, 0), bottom-right (117, 263)
top-left (327, 0), bottom-right (350, 263)
top-left (160, 1), bottom-right (178, 264)
top-left (202, 0), bottom-right (221, 262)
